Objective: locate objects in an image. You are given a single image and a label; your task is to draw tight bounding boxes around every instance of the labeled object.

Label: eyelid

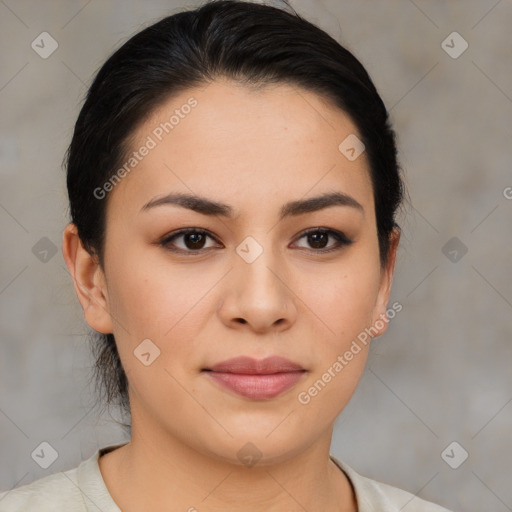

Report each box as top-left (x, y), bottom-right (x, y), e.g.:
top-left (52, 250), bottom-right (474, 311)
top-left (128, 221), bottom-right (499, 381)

top-left (292, 226), bottom-right (353, 244)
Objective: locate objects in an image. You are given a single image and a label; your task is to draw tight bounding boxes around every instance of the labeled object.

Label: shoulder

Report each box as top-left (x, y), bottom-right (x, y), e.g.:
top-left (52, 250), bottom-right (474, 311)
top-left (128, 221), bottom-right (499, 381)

top-left (0, 467), bottom-right (84, 511)
top-left (330, 456), bottom-right (454, 512)
top-left (0, 444), bottom-right (124, 512)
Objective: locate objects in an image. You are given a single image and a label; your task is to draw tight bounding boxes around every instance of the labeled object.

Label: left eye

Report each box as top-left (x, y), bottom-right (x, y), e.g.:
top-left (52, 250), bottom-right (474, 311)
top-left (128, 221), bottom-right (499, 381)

top-left (160, 228), bottom-right (352, 254)
top-left (293, 228), bottom-right (353, 252)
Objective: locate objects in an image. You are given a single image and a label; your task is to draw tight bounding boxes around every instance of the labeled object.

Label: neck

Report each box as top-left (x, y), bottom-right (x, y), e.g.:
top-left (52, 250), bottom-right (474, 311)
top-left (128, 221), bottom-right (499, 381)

top-left (99, 420), bottom-right (357, 512)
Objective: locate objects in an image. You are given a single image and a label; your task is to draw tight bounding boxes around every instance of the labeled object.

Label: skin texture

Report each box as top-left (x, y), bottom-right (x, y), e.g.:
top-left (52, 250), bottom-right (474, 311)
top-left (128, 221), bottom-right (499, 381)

top-left (63, 78), bottom-right (400, 512)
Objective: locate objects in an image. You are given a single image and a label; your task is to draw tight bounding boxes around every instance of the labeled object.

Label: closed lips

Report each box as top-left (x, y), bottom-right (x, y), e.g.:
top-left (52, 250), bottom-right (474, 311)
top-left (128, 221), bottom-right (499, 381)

top-left (202, 356), bottom-right (307, 400)
top-left (202, 355), bottom-right (305, 374)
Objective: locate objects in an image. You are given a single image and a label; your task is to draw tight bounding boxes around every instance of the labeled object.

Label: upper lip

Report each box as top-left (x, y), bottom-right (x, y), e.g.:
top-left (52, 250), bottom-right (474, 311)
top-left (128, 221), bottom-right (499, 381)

top-left (203, 356), bottom-right (305, 375)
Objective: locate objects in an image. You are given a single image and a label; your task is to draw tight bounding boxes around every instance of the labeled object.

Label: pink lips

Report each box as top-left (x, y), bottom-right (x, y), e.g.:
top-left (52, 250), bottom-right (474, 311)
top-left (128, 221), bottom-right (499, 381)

top-left (202, 356), bottom-right (306, 400)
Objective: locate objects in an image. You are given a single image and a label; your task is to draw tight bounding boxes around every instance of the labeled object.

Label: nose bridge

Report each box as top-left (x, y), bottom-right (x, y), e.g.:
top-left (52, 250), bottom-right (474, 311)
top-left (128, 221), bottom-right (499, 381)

top-left (219, 231), bottom-right (296, 331)
top-left (235, 233), bottom-right (285, 300)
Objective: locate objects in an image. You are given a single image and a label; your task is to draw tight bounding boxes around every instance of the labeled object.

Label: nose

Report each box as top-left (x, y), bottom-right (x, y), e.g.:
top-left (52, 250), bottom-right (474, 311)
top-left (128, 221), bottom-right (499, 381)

top-left (217, 250), bottom-right (298, 334)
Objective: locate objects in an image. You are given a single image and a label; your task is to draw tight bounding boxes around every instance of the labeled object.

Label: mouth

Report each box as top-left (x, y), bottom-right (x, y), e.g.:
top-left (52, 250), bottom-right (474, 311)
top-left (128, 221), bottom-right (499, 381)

top-left (201, 356), bottom-right (307, 400)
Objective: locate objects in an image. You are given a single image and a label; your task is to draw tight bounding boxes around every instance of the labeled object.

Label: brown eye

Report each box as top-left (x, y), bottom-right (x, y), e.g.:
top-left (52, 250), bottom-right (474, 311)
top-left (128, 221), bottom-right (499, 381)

top-left (307, 231), bottom-right (329, 249)
top-left (182, 232), bottom-right (207, 250)
top-left (160, 228), bottom-right (221, 253)
top-left (294, 228), bottom-right (353, 253)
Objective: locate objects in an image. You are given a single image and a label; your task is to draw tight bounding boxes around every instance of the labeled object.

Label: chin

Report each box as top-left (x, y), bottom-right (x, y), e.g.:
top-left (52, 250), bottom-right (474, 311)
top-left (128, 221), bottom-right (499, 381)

top-left (193, 422), bottom-right (314, 468)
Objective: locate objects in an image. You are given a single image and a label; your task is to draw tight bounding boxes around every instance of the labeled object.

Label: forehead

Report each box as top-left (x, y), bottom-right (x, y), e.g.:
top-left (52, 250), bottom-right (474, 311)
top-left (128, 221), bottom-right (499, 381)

top-left (107, 79), bottom-right (374, 219)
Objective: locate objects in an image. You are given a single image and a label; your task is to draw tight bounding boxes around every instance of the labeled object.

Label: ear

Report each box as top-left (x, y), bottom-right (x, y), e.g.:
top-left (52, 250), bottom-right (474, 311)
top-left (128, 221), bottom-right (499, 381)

top-left (369, 226), bottom-right (401, 339)
top-left (62, 223), bottom-right (113, 334)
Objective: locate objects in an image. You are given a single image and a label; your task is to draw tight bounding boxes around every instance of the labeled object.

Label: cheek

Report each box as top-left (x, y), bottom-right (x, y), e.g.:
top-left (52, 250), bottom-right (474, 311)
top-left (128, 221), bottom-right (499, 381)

top-left (103, 253), bottom-right (207, 406)
top-left (295, 258), bottom-right (381, 346)
top-left (105, 246), bottom-right (206, 336)
top-left (103, 247), bottom-right (226, 386)
top-left (294, 267), bottom-right (375, 418)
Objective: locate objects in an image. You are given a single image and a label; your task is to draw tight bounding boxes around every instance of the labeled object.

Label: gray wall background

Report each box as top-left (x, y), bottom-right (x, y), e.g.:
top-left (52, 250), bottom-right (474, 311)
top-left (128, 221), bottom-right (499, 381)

top-left (1, 1), bottom-right (511, 511)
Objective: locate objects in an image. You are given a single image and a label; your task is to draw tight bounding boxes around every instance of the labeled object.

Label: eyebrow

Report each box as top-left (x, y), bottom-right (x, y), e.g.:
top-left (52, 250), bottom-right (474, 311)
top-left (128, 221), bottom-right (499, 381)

top-left (140, 191), bottom-right (364, 220)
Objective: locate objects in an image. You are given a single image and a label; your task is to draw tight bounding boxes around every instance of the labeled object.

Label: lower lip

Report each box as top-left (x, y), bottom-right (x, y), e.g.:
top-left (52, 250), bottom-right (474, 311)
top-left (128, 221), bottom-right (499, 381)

top-left (204, 371), bottom-right (305, 400)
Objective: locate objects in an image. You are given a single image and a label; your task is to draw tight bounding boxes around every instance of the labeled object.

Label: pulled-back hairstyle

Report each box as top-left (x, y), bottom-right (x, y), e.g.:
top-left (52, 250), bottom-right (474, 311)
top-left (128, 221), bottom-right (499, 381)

top-left (65, 0), bottom-right (405, 419)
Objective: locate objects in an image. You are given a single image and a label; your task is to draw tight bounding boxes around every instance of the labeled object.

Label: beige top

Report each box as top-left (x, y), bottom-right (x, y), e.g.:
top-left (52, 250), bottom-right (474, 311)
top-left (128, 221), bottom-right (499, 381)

top-left (0, 444), bottom-right (453, 511)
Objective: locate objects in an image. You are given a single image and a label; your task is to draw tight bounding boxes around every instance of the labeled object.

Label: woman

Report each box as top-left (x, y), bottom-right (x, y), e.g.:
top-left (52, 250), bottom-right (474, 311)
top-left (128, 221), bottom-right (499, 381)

top-left (0, 1), bottom-right (454, 510)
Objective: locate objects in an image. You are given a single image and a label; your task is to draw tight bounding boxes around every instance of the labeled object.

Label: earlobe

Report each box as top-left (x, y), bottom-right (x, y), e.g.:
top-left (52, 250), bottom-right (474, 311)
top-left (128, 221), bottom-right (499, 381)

top-left (370, 226), bottom-right (401, 339)
top-left (62, 223), bottom-right (113, 334)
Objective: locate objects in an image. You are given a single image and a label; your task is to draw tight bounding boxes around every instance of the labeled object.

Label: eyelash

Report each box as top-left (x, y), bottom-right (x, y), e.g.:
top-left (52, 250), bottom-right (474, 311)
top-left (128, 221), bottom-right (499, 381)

top-left (159, 227), bottom-right (353, 255)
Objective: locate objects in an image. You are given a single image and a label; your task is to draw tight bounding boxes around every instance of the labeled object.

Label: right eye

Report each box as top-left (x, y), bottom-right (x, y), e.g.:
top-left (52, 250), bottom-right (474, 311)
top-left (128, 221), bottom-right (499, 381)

top-left (160, 228), bottom-right (223, 254)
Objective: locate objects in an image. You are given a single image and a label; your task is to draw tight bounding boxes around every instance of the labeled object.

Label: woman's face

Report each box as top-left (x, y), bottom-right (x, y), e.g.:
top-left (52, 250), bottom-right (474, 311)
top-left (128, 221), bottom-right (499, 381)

top-left (83, 79), bottom-right (398, 464)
